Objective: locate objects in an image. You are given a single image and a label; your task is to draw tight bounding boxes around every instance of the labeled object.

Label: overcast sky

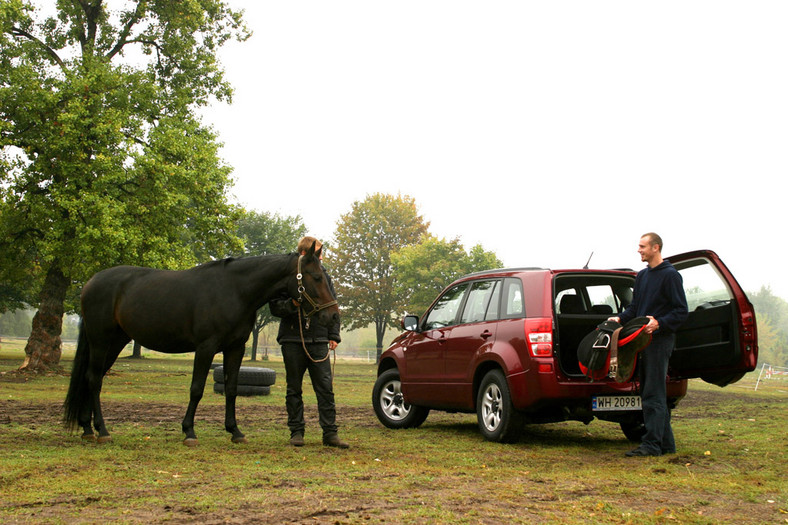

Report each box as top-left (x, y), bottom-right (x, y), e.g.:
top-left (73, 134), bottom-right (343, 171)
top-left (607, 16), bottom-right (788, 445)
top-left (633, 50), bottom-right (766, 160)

top-left (202, 1), bottom-right (787, 299)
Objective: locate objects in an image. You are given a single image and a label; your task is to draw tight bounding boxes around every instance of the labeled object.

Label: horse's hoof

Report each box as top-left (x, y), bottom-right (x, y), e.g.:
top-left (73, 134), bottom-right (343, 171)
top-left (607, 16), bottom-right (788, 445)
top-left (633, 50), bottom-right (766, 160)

top-left (183, 438), bottom-right (199, 447)
top-left (81, 433), bottom-right (96, 442)
top-left (231, 436), bottom-right (248, 444)
top-left (96, 435), bottom-right (112, 444)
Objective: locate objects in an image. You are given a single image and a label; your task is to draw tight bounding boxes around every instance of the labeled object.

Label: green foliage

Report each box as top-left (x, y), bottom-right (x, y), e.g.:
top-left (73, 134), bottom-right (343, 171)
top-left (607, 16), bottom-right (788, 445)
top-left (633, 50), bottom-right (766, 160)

top-left (330, 193), bottom-right (429, 351)
top-left (0, 1), bottom-right (249, 365)
top-left (0, 0), bottom-right (249, 288)
top-left (750, 286), bottom-right (788, 367)
top-left (393, 234), bottom-right (503, 317)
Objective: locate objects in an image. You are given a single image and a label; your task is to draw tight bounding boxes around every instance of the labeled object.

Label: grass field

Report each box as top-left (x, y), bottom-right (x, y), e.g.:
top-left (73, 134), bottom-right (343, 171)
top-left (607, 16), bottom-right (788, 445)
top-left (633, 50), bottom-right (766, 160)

top-left (1, 340), bottom-right (786, 524)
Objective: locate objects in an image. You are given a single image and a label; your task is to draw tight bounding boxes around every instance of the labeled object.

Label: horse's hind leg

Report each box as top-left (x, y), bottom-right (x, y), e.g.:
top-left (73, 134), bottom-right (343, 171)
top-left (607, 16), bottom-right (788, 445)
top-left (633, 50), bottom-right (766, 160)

top-left (87, 335), bottom-right (129, 443)
top-left (221, 344), bottom-right (247, 444)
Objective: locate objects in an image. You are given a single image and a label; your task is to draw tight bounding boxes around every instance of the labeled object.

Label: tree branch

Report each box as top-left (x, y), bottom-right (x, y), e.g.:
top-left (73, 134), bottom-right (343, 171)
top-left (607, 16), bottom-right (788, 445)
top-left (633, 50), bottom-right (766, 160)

top-left (10, 27), bottom-right (65, 70)
top-left (105, 0), bottom-right (147, 60)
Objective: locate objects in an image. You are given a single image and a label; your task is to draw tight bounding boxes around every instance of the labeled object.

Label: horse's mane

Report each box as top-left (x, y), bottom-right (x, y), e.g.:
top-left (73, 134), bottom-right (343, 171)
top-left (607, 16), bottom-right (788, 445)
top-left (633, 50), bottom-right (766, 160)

top-left (193, 252), bottom-right (296, 272)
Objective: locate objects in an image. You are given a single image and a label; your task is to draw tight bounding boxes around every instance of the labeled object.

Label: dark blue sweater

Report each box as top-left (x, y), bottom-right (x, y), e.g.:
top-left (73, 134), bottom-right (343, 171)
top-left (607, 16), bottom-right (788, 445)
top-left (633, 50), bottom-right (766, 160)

top-left (619, 261), bottom-right (689, 334)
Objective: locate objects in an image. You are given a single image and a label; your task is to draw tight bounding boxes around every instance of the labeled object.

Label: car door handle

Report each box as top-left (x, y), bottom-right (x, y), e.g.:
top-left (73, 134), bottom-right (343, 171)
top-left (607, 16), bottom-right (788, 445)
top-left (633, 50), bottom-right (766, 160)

top-left (480, 330), bottom-right (493, 339)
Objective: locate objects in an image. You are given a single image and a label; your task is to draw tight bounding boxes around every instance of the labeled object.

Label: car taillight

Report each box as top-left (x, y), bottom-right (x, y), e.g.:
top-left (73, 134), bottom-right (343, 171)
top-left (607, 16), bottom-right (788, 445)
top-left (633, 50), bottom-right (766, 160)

top-left (525, 317), bottom-right (553, 357)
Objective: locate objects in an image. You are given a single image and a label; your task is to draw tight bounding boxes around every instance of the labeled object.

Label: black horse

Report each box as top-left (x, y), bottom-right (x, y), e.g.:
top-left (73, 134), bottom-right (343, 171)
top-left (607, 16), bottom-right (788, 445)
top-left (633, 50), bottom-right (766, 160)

top-left (63, 243), bottom-right (339, 445)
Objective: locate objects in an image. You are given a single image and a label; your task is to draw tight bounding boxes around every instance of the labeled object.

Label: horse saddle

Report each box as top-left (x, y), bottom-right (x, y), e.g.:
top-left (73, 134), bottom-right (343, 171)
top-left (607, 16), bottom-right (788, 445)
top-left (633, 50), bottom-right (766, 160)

top-left (612, 317), bottom-right (651, 383)
top-left (578, 320), bottom-right (621, 381)
top-left (578, 317), bottom-right (652, 382)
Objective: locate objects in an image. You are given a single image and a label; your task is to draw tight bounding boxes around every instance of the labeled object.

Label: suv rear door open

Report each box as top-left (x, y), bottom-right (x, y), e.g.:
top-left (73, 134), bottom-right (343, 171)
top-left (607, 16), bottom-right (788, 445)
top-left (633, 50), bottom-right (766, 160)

top-left (668, 250), bottom-right (758, 387)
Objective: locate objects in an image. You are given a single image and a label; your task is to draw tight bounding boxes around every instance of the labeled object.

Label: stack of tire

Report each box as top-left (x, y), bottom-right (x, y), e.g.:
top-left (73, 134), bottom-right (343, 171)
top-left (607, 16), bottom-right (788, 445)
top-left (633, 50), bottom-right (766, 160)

top-left (213, 365), bottom-right (276, 396)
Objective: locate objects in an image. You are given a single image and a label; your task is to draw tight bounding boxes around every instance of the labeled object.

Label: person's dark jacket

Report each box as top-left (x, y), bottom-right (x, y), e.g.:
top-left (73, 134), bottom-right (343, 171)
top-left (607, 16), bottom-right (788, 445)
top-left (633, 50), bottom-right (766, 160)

top-left (270, 268), bottom-right (341, 344)
top-left (619, 261), bottom-right (689, 334)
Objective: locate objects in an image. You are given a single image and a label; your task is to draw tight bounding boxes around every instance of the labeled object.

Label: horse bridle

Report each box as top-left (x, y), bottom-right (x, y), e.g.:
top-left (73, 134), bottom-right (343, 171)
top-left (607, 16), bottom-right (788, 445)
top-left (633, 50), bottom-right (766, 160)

top-left (296, 254), bottom-right (339, 368)
top-left (296, 255), bottom-right (338, 322)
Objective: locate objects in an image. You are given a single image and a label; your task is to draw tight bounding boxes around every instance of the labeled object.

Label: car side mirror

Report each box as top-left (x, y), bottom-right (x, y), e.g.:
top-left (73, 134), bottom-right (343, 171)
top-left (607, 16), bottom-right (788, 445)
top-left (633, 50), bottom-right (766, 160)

top-left (402, 315), bottom-right (419, 332)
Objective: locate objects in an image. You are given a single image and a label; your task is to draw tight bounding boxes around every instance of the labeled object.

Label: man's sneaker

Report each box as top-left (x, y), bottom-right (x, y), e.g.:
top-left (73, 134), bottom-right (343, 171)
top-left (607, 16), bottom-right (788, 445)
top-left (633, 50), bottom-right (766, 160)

top-left (289, 434), bottom-right (305, 447)
top-left (322, 435), bottom-right (350, 449)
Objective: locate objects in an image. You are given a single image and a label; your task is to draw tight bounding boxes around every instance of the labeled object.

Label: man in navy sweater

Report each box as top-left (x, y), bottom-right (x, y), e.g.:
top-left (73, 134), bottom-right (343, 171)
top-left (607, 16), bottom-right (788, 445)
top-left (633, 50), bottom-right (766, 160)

top-left (611, 232), bottom-right (688, 457)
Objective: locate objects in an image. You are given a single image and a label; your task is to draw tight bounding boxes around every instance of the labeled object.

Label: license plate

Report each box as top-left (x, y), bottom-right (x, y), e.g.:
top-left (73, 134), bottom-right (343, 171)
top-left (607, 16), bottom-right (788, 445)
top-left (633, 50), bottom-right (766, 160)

top-left (592, 395), bottom-right (642, 411)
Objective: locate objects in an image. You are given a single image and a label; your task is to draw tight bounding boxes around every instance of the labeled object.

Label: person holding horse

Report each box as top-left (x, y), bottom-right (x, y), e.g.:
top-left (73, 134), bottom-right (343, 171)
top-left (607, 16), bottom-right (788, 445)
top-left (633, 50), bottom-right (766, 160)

top-left (270, 236), bottom-right (349, 449)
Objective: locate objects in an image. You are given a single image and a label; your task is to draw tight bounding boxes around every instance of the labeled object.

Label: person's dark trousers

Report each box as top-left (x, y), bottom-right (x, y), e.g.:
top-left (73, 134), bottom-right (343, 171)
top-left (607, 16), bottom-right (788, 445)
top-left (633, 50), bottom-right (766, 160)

top-left (281, 342), bottom-right (338, 439)
top-left (639, 333), bottom-right (676, 454)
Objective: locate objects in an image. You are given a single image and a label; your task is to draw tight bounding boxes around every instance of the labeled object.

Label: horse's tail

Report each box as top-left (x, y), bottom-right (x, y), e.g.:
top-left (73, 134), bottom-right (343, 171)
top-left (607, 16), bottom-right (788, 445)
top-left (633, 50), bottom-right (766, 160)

top-left (63, 319), bottom-right (90, 431)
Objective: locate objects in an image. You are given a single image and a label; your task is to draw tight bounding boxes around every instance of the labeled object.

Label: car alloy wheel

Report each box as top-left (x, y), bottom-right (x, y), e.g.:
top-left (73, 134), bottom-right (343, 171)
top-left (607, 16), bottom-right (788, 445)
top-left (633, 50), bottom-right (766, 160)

top-left (380, 377), bottom-right (410, 422)
top-left (480, 382), bottom-right (503, 432)
top-left (372, 369), bottom-right (430, 429)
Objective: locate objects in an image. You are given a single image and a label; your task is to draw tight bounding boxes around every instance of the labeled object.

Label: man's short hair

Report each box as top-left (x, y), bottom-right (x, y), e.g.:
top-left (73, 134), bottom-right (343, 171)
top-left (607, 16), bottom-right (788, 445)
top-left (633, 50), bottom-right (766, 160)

top-left (642, 232), bottom-right (663, 252)
top-left (297, 236), bottom-right (322, 254)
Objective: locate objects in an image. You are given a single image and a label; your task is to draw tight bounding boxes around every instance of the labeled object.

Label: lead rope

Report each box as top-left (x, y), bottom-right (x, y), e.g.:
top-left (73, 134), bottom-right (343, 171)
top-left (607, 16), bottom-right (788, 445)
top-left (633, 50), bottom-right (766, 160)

top-left (297, 303), bottom-right (337, 379)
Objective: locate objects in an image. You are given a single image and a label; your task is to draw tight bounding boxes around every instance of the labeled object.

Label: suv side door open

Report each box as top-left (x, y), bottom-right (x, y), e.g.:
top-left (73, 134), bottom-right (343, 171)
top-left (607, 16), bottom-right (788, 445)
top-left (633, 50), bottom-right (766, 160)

top-left (669, 250), bottom-right (758, 386)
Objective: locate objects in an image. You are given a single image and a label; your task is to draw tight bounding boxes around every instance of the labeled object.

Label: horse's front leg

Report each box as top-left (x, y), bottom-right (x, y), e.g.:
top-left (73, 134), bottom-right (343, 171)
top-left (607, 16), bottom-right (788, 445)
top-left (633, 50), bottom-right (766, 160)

top-left (222, 345), bottom-right (247, 444)
top-left (181, 346), bottom-right (215, 446)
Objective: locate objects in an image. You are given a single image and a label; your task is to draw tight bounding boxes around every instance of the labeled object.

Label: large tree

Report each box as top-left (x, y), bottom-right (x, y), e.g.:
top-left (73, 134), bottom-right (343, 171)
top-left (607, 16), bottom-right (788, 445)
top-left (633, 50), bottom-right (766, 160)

top-left (393, 234), bottom-right (502, 317)
top-left (0, 0), bottom-right (249, 371)
top-left (230, 210), bottom-right (306, 360)
top-left (330, 193), bottom-right (428, 361)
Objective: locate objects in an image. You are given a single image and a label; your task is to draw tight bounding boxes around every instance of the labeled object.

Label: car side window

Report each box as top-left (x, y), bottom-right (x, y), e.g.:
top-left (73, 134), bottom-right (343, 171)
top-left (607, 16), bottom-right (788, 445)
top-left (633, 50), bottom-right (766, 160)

top-left (423, 283), bottom-right (468, 330)
top-left (460, 280), bottom-right (499, 324)
top-left (501, 278), bottom-right (525, 319)
top-left (485, 280), bottom-right (501, 320)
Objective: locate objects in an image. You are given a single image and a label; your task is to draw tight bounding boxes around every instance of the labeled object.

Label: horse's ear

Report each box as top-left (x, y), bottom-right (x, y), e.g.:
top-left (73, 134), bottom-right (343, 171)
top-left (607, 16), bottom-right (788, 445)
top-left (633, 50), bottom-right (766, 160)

top-left (307, 241), bottom-right (317, 259)
top-left (314, 244), bottom-right (322, 260)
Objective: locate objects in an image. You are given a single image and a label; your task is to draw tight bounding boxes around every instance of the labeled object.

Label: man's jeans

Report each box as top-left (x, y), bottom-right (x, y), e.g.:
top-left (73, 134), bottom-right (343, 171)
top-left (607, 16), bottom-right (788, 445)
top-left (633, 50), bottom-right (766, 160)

top-left (639, 333), bottom-right (676, 454)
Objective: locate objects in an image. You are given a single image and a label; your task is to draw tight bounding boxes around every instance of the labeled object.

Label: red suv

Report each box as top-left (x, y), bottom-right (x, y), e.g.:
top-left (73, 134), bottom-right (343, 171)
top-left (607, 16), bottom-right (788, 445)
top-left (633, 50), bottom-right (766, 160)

top-left (372, 250), bottom-right (758, 443)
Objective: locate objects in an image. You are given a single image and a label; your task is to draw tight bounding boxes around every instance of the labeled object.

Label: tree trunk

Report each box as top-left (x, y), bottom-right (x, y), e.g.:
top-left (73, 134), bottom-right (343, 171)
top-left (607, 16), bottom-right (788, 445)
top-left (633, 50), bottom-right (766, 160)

top-left (19, 266), bottom-right (69, 372)
top-left (375, 318), bottom-right (387, 364)
top-left (132, 340), bottom-right (142, 358)
top-left (251, 329), bottom-right (259, 361)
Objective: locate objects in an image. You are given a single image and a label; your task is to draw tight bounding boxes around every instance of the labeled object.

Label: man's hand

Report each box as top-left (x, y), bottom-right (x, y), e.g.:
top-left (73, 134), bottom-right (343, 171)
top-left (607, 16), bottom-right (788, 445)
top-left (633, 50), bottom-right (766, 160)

top-left (608, 316), bottom-right (621, 323)
top-left (645, 316), bottom-right (660, 334)
top-left (329, 341), bottom-right (338, 351)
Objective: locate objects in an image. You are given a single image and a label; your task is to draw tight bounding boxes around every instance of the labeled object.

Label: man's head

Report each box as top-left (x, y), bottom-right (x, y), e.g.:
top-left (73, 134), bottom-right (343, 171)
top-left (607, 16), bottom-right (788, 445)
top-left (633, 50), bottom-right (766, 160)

top-left (638, 232), bottom-right (663, 267)
top-left (297, 236), bottom-right (322, 256)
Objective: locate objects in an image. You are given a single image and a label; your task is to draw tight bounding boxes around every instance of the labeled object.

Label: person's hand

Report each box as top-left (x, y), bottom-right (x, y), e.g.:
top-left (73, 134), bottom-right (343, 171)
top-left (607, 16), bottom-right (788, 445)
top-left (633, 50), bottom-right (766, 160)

top-left (608, 316), bottom-right (620, 323)
top-left (329, 341), bottom-right (338, 351)
top-left (645, 316), bottom-right (659, 334)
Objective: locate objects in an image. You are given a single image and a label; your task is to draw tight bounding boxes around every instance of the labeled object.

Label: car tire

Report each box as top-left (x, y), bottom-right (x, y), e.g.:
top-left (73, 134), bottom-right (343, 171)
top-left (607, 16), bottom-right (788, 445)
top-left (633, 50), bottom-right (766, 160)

top-left (476, 369), bottom-right (524, 443)
top-left (372, 368), bottom-right (429, 429)
top-left (619, 417), bottom-right (646, 442)
top-left (213, 366), bottom-right (276, 386)
top-left (213, 382), bottom-right (271, 396)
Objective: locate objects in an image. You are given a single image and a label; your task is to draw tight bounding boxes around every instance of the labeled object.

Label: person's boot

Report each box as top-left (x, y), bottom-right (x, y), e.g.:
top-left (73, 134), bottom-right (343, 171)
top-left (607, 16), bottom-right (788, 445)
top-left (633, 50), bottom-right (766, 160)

top-left (322, 434), bottom-right (349, 449)
top-left (289, 433), bottom-right (305, 447)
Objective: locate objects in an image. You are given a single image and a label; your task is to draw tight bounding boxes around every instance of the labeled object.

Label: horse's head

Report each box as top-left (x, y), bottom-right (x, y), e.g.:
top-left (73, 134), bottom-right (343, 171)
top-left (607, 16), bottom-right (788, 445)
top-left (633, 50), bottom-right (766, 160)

top-left (290, 242), bottom-right (340, 327)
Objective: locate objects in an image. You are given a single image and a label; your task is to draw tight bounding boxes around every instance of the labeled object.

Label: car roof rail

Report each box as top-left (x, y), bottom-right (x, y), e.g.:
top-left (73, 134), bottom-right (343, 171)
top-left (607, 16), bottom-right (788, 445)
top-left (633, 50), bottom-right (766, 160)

top-left (463, 267), bottom-right (546, 278)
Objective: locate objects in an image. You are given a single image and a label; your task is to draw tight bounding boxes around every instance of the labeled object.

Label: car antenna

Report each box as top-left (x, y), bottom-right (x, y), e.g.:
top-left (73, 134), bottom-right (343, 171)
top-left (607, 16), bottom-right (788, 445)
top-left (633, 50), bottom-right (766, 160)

top-left (583, 251), bottom-right (594, 270)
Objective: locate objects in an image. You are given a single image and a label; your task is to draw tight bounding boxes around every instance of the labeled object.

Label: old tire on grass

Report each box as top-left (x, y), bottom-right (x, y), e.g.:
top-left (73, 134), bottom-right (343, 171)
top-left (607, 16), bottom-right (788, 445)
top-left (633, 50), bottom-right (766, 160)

top-left (213, 382), bottom-right (271, 396)
top-left (213, 365), bottom-right (276, 386)
top-left (372, 368), bottom-right (429, 429)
